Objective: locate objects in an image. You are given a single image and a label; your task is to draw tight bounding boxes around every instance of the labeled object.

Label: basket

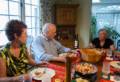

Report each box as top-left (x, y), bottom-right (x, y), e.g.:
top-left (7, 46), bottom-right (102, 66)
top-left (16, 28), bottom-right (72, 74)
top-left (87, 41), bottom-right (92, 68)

top-left (80, 49), bottom-right (102, 63)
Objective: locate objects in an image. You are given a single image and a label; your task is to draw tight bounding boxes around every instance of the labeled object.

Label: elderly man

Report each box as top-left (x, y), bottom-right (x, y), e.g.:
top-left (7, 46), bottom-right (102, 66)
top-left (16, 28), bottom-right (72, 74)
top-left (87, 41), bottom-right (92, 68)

top-left (90, 28), bottom-right (116, 50)
top-left (31, 23), bottom-right (71, 63)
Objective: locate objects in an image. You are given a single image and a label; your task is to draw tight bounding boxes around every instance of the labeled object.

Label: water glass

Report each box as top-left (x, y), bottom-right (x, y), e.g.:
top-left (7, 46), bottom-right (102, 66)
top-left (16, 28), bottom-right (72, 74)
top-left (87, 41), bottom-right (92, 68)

top-left (106, 50), bottom-right (112, 57)
top-left (102, 61), bottom-right (110, 79)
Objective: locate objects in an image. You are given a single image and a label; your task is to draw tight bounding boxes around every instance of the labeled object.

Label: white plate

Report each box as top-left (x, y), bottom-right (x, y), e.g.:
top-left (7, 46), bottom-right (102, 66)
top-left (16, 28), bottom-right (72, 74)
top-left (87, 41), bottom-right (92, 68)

top-left (110, 61), bottom-right (120, 69)
top-left (110, 75), bottom-right (120, 82)
top-left (30, 68), bottom-right (55, 80)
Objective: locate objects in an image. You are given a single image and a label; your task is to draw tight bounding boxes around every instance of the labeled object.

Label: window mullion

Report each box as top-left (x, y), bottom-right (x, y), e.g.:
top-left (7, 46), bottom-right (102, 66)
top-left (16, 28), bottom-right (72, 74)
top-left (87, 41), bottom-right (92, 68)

top-left (20, 0), bottom-right (25, 22)
top-left (8, 0), bottom-right (10, 20)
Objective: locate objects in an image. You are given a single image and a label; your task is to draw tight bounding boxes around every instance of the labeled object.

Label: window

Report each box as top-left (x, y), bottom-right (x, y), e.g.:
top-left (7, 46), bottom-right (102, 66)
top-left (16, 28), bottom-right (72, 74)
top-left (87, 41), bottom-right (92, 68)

top-left (96, 13), bottom-right (120, 34)
top-left (0, 0), bottom-right (40, 46)
top-left (24, 0), bottom-right (40, 37)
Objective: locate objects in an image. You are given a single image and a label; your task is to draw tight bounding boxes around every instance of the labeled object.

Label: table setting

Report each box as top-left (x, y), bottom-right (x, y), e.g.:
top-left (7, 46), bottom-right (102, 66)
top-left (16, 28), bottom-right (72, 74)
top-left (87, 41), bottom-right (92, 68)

top-left (28, 48), bottom-right (120, 82)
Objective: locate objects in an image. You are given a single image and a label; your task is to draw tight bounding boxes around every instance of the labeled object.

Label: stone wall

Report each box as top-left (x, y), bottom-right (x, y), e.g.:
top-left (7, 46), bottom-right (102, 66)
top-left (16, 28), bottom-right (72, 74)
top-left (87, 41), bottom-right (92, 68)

top-left (40, 0), bottom-right (56, 26)
top-left (40, 0), bottom-right (79, 26)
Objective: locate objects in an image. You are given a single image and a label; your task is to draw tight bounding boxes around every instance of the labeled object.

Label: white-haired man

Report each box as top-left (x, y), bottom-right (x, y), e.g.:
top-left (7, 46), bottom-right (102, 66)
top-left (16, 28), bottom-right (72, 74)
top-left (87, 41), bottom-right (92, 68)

top-left (31, 23), bottom-right (71, 63)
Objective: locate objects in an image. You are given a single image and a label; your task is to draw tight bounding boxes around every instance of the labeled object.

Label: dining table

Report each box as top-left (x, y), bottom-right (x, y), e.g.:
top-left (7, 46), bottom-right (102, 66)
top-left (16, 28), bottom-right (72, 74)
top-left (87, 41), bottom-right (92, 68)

top-left (48, 61), bottom-right (120, 82)
top-left (48, 61), bottom-right (103, 82)
top-left (31, 49), bottom-right (120, 82)
top-left (46, 50), bottom-right (120, 82)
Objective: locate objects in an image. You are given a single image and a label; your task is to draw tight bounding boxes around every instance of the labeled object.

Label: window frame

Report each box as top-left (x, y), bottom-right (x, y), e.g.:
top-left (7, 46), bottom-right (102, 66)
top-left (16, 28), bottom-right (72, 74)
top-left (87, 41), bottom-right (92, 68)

top-left (0, 0), bottom-right (41, 46)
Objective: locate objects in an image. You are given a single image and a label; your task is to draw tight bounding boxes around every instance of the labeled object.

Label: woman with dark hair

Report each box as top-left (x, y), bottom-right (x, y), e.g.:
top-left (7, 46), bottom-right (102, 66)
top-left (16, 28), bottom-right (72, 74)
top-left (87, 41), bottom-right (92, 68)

top-left (0, 20), bottom-right (46, 82)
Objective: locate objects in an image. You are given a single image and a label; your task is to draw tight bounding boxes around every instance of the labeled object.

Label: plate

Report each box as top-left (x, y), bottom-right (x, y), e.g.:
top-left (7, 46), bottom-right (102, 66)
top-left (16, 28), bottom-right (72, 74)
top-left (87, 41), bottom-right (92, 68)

top-left (110, 61), bottom-right (120, 69)
top-left (30, 68), bottom-right (55, 80)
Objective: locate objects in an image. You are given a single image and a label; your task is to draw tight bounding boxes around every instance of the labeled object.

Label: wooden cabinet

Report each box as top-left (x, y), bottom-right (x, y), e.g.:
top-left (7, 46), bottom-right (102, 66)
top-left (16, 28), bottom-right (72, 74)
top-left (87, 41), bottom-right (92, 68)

top-left (54, 4), bottom-right (78, 48)
top-left (55, 4), bottom-right (78, 26)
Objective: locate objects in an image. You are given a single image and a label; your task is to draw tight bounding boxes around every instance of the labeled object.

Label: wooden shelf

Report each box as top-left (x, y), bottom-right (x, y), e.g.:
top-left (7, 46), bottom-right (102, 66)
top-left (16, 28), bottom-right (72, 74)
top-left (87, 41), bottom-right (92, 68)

top-left (54, 4), bottom-right (79, 48)
top-left (55, 4), bottom-right (78, 26)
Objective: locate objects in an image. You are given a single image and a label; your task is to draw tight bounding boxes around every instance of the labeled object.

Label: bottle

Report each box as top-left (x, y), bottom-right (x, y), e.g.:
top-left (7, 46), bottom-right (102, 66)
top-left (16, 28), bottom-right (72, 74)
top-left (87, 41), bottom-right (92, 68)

top-left (57, 32), bottom-right (61, 40)
top-left (74, 34), bottom-right (79, 49)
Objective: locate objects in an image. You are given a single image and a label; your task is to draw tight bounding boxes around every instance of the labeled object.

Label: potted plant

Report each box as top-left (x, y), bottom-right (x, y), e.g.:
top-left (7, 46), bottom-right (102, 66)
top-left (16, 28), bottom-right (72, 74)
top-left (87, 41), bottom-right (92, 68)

top-left (90, 16), bottom-right (97, 40)
top-left (104, 26), bottom-right (120, 41)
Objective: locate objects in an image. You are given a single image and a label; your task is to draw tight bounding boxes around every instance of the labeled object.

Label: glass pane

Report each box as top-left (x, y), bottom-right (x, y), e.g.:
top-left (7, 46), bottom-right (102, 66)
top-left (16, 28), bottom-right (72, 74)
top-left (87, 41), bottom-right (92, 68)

top-left (0, 0), bottom-right (8, 14)
top-left (27, 29), bottom-right (32, 35)
top-left (32, 17), bottom-right (40, 28)
top-left (96, 14), bottom-right (114, 30)
top-left (31, 28), bottom-right (36, 37)
top-left (25, 17), bottom-right (32, 28)
top-left (11, 0), bottom-right (20, 2)
top-left (32, 6), bottom-right (39, 17)
top-left (36, 18), bottom-right (40, 28)
top-left (116, 14), bottom-right (120, 34)
top-left (9, 1), bottom-right (20, 15)
top-left (25, 4), bottom-right (32, 16)
top-left (10, 16), bottom-right (20, 20)
top-left (32, 17), bottom-right (35, 27)
top-left (32, 0), bottom-right (39, 6)
top-left (25, 0), bottom-right (31, 4)
top-left (0, 31), bottom-right (9, 46)
top-left (0, 16), bottom-right (9, 30)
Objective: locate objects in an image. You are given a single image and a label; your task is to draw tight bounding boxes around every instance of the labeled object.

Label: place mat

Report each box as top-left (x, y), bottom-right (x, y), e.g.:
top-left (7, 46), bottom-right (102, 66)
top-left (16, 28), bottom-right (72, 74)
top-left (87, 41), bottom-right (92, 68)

top-left (47, 63), bottom-right (66, 82)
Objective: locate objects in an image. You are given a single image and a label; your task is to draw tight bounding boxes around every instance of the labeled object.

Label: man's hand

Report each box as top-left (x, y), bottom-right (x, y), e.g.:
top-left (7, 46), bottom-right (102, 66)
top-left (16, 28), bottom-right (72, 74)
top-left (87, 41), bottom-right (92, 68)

top-left (36, 61), bottom-right (49, 67)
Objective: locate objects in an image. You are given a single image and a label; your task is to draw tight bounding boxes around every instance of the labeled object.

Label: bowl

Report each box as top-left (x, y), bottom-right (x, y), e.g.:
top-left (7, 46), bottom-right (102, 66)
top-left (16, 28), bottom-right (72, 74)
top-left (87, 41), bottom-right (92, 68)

top-left (74, 62), bottom-right (98, 82)
top-left (80, 49), bottom-right (102, 63)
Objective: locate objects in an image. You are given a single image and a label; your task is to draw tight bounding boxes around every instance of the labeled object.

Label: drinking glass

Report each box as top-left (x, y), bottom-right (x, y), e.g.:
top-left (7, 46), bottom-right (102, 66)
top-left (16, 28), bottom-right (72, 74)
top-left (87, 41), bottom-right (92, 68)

top-left (102, 61), bottom-right (110, 79)
top-left (106, 50), bottom-right (112, 57)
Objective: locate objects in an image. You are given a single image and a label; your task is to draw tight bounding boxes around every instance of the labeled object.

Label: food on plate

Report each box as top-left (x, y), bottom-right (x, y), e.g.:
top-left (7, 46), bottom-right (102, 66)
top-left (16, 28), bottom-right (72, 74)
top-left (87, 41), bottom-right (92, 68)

top-left (76, 78), bottom-right (89, 82)
top-left (59, 53), bottom-right (76, 57)
top-left (59, 52), bottom-right (80, 63)
top-left (33, 70), bottom-right (44, 78)
top-left (31, 68), bottom-right (55, 80)
top-left (110, 61), bottom-right (120, 69)
top-left (75, 63), bottom-right (97, 74)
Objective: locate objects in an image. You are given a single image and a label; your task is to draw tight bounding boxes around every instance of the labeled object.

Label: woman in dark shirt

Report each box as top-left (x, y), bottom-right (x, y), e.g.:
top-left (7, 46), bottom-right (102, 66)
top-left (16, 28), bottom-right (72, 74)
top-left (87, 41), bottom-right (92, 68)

top-left (90, 28), bottom-right (116, 50)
